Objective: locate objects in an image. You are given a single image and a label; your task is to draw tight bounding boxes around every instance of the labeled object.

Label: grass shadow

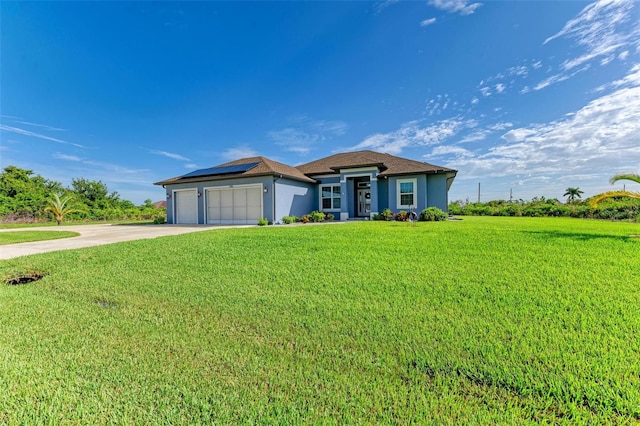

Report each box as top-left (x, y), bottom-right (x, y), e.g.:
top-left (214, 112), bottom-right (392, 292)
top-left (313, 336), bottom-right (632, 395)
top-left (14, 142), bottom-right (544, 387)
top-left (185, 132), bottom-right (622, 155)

top-left (522, 230), bottom-right (637, 242)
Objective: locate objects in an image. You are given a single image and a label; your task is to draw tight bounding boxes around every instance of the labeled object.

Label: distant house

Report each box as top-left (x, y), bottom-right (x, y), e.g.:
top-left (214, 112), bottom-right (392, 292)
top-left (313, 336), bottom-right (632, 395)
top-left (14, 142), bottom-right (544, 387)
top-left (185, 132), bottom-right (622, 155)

top-left (154, 150), bottom-right (457, 224)
top-left (153, 200), bottom-right (167, 209)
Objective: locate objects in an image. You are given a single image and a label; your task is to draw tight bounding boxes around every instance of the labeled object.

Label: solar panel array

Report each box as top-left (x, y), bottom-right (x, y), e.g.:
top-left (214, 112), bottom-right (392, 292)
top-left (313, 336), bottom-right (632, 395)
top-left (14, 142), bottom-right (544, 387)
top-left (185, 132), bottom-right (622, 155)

top-left (180, 162), bottom-right (260, 179)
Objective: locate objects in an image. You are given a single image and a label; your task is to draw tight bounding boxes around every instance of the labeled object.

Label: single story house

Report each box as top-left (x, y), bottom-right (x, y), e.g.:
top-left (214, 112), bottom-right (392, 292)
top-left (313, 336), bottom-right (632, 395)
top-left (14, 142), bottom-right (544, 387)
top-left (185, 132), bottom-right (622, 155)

top-left (154, 150), bottom-right (457, 225)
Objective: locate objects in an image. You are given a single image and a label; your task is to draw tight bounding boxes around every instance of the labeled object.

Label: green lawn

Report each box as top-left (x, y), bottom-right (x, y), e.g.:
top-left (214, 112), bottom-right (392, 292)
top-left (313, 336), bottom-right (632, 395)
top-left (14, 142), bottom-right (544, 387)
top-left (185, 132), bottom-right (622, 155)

top-left (1, 217), bottom-right (639, 423)
top-left (0, 230), bottom-right (80, 245)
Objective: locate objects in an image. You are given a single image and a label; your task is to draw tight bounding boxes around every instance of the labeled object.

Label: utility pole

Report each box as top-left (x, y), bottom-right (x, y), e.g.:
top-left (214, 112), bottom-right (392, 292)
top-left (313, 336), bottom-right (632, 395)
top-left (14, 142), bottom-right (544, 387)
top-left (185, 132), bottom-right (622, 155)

top-left (478, 182), bottom-right (481, 203)
top-left (509, 188), bottom-right (513, 203)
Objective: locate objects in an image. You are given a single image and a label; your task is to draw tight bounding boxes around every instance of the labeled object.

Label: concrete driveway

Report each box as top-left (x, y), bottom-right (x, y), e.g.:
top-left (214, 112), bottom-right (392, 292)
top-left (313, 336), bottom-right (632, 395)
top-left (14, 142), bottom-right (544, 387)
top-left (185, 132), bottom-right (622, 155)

top-left (0, 224), bottom-right (246, 260)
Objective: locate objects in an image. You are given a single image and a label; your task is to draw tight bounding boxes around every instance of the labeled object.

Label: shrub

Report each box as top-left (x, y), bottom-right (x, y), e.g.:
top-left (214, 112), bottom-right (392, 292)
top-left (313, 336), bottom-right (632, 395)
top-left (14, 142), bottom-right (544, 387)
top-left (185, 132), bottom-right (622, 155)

top-left (420, 207), bottom-right (447, 221)
top-left (372, 213), bottom-right (381, 220)
top-left (257, 218), bottom-right (269, 226)
top-left (396, 210), bottom-right (408, 221)
top-left (300, 215), bottom-right (310, 223)
top-left (282, 215), bottom-right (298, 224)
top-left (309, 211), bottom-right (326, 222)
top-left (326, 213), bottom-right (334, 221)
top-left (152, 216), bottom-right (166, 224)
top-left (379, 208), bottom-right (393, 221)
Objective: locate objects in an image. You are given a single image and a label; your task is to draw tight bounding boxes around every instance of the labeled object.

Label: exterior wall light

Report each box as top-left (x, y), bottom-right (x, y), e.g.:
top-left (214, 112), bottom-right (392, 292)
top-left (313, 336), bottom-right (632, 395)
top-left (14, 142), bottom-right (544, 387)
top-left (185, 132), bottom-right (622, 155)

top-left (264, 187), bottom-right (268, 193)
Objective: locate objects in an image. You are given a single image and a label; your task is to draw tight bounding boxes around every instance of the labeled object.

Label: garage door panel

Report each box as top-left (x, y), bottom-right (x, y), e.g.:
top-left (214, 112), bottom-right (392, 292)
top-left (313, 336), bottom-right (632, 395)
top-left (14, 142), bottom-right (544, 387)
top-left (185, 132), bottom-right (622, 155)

top-left (235, 189), bottom-right (247, 207)
top-left (246, 205), bottom-right (261, 219)
top-left (247, 187), bottom-right (261, 207)
top-left (175, 190), bottom-right (198, 224)
top-left (206, 186), bottom-right (262, 225)
top-left (221, 206), bottom-right (234, 220)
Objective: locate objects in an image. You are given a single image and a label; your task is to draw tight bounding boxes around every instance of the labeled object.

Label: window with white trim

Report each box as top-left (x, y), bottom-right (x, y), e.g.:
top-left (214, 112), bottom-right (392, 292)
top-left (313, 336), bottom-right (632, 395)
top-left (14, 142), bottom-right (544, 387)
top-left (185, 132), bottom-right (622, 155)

top-left (321, 184), bottom-right (341, 210)
top-left (397, 178), bottom-right (417, 208)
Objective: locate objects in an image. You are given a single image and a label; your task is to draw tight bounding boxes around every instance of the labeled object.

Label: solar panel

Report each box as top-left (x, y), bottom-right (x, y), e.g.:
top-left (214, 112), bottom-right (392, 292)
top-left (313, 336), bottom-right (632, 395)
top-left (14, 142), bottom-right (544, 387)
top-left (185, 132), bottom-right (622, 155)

top-left (180, 162), bottom-right (260, 179)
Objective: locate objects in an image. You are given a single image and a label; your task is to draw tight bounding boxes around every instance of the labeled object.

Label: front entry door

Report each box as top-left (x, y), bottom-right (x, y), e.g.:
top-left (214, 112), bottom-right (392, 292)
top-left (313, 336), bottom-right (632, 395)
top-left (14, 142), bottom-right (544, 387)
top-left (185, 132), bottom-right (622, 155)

top-left (357, 188), bottom-right (371, 217)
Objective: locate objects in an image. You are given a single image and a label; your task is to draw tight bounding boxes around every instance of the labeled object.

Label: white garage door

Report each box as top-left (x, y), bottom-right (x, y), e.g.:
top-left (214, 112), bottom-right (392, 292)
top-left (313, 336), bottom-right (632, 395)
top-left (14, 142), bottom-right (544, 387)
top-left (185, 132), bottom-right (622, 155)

top-left (174, 190), bottom-right (198, 224)
top-left (206, 185), bottom-right (263, 225)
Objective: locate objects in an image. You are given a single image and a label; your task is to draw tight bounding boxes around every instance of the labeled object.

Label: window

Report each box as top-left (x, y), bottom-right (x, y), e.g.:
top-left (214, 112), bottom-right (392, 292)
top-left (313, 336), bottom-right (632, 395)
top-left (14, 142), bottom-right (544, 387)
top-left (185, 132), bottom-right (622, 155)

top-left (321, 185), bottom-right (341, 210)
top-left (397, 178), bottom-right (417, 208)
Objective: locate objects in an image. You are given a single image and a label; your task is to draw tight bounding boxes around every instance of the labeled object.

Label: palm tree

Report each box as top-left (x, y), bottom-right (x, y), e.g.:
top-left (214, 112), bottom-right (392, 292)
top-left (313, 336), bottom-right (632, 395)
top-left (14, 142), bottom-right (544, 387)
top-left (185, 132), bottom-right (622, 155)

top-left (45, 193), bottom-right (82, 225)
top-left (563, 187), bottom-right (584, 203)
top-left (590, 173), bottom-right (640, 207)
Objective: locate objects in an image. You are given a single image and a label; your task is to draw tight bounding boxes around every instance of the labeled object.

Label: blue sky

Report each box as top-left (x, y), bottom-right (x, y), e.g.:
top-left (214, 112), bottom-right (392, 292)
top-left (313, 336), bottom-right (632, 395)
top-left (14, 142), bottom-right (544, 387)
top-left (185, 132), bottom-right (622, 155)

top-left (1, 0), bottom-right (639, 204)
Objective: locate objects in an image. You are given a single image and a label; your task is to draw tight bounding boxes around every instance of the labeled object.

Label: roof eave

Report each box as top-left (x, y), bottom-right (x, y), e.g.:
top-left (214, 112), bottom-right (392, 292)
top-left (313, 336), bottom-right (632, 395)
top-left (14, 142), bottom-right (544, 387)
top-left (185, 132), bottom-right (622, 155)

top-left (329, 162), bottom-right (387, 172)
top-left (378, 169), bottom-right (455, 177)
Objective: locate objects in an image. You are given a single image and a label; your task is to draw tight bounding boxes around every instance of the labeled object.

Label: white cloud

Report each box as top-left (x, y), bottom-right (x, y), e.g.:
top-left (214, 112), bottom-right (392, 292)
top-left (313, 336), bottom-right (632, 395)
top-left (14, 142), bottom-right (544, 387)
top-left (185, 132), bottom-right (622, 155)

top-left (533, 74), bottom-right (570, 91)
top-left (0, 124), bottom-right (86, 148)
top-left (455, 78), bottom-right (640, 181)
top-left (471, 97), bottom-right (479, 105)
top-left (268, 115), bottom-right (348, 155)
top-left (52, 153), bottom-right (148, 175)
top-left (480, 86), bottom-right (491, 96)
top-left (268, 128), bottom-right (316, 155)
top-left (495, 83), bottom-right (506, 93)
top-left (374, 0), bottom-right (399, 13)
top-left (488, 122), bottom-right (514, 131)
top-left (53, 153), bottom-right (82, 162)
top-left (288, 115), bottom-right (348, 136)
top-left (544, 0), bottom-right (639, 71)
top-left (457, 129), bottom-right (490, 143)
top-left (17, 121), bottom-right (66, 132)
top-left (430, 145), bottom-right (474, 157)
top-left (425, 94), bottom-right (453, 115)
top-left (428, 0), bottom-right (482, 15)
top-left (507, 65), bottom-right (529, 77)
top-left (149, 149), bottom-right (190, 162)
top-left (594, 63), bottom-right (640, 91)
top-left (343, 118), bottom-right (475, 154)
top-left (454, 122), bottom-right (512, 144)
top-left (420, 18), bottom-right (437, 27)
top-left (221, 146), bottom-right (259, 160)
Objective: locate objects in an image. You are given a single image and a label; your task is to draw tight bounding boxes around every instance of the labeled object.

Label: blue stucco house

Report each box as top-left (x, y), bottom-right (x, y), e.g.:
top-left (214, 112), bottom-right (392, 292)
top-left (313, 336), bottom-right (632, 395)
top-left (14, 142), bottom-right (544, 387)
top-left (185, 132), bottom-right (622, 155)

top-left (154, 150), bottom-right (457, 224)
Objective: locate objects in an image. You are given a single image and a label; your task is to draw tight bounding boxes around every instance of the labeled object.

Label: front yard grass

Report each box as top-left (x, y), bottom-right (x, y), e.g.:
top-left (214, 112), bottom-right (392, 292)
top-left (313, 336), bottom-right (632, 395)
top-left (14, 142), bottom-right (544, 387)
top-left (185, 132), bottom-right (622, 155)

top-left (0, 230), bottom-right (79, 245)
top-left (0, 217), bottom-right (638, 423)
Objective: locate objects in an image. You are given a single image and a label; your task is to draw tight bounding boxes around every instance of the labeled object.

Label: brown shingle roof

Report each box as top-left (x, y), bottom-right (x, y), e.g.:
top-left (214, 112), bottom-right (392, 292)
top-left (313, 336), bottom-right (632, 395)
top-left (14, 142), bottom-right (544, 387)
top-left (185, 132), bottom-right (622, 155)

top-left (296, 150), bottom-right (457, 177)
top-left (154, 156), bottom-right (316, 186)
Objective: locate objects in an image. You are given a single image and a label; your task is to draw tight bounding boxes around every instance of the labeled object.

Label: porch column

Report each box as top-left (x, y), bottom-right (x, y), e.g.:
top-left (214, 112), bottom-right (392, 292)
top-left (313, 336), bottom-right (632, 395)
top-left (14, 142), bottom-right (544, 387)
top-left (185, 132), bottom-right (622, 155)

top-left (340, 178), bottom-right (349, 221)
top-left (370, 175), bottom-right (379, 219)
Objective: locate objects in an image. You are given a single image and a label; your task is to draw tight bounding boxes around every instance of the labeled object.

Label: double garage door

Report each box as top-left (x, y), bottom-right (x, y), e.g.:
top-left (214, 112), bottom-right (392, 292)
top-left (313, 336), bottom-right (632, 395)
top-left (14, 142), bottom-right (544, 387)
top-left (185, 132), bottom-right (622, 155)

top-left (206, 185), bottom-right (263, 225)
top-left (174, 185), bottom-right (263, 225)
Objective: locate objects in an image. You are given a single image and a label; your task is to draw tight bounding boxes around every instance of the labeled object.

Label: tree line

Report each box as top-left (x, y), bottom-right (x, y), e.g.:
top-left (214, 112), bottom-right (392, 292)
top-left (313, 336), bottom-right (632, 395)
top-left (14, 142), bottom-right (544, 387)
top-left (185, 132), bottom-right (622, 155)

top-left (449, 174), bottom-right (640, 221)
top-left (0, 166), bottom-right (165, 223)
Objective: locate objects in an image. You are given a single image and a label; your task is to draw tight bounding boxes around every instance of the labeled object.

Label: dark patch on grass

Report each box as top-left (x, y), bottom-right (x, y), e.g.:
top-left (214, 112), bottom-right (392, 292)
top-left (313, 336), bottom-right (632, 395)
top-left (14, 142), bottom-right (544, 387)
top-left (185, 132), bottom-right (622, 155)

top-left (409, 360), bottom-right (638, 419)
top-left (95, 298), bottom-right (119, 310)
top-left (522, 230), bottom-right (636, 242)
top-left (4, 271), bottom-right (45, 285)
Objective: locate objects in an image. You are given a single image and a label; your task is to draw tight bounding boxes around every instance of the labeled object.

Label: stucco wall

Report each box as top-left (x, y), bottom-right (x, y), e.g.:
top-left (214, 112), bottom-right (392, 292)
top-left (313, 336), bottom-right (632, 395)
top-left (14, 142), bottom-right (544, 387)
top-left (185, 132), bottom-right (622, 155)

top-left (274, 178), bottom-right (315, 222)
top-left (426, 173), bottom-right (449, 212)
